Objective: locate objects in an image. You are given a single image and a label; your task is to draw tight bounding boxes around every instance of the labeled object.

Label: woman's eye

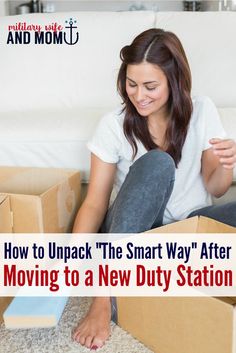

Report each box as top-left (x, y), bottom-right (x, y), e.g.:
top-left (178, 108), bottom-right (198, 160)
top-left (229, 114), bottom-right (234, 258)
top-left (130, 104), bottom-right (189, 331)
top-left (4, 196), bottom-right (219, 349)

top-left (146, 87), bottom-right (156, 91)
top-left (128, 84), bottom-right (137, 88)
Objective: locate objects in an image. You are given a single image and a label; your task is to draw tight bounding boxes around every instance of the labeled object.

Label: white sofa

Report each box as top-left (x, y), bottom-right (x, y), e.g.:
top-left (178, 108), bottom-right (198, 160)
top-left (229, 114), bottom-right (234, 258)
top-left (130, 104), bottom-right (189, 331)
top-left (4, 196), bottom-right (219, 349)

top-left (0, 11), bottom-right (235, 203)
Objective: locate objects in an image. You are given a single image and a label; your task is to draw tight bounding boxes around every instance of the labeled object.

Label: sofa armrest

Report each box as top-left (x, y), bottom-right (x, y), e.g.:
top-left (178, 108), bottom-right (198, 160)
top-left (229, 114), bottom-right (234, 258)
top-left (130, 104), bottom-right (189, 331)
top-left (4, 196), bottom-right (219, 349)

top-left (212, 182), bottom-right (236, 205)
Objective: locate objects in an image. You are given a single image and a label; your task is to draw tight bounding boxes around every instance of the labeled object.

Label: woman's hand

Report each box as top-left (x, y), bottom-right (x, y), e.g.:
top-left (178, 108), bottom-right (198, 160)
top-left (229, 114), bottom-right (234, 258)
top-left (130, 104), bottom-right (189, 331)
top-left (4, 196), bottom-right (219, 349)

top-left (202, 138), bottom-right (235, 198)
top-left (210, 138), bottom-right (236, 169)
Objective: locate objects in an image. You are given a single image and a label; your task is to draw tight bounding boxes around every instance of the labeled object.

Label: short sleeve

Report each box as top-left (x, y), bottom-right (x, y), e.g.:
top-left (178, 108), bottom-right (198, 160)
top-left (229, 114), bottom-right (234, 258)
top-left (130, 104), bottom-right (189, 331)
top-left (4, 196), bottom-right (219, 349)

top-left (87, 111), bottom-right (122, 163)
top-left (202, 97), bottom-right (227, 150)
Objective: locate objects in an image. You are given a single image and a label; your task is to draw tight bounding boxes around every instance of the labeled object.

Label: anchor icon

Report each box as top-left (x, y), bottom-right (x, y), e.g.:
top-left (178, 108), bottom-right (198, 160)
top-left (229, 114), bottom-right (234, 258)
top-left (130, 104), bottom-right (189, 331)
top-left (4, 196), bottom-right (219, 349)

top-left (64, 18), bottom-right (79, 45)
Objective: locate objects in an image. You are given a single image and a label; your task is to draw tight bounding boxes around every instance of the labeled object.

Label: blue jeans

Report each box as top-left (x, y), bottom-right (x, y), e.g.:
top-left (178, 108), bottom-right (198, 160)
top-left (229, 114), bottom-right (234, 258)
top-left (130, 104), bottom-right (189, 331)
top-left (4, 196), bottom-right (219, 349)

top-left (101, 149), bottom-right (175, 233)
top-left (101, 149), bottom-right (236, 232)
top-left (187, 202), bottom-right (236, 227)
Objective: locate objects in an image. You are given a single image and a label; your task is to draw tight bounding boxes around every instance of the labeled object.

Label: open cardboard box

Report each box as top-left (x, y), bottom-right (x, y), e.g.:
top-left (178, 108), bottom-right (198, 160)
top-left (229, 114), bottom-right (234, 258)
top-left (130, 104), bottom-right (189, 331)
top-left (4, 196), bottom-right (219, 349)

top-left (117, 216), bottom-right (236, 353)
top-left (0, 167), bottom-right (81, 233)
top-left (0, 194), bottom-right (12, 233)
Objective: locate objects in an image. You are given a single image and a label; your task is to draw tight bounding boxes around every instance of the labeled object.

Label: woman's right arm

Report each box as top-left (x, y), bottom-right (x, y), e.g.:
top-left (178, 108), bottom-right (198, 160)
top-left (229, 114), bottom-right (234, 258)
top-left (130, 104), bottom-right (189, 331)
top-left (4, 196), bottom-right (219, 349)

top-left (73, 153), bottom-right (117, 233)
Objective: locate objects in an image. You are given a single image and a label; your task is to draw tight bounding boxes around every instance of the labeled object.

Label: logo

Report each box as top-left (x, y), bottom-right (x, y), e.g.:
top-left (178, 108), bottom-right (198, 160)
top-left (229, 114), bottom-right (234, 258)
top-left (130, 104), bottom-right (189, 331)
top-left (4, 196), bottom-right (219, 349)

top-left (6, 18), bottom-right (79, 46)
top-left (64, 19), bottom-right (79, 45)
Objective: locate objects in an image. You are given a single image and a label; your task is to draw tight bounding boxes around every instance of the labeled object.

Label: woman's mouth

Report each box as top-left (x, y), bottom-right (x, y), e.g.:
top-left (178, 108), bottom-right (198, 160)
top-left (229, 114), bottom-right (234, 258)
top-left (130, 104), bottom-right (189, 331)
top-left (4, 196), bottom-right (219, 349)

top-left (136, 101), bottom-right (153, 109)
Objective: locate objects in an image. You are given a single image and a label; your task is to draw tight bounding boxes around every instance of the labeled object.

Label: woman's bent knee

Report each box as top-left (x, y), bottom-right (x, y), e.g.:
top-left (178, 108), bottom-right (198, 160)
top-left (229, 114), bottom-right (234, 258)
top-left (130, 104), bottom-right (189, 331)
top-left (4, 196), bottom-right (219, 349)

top-left (131, 149), bottom-right (175, 181)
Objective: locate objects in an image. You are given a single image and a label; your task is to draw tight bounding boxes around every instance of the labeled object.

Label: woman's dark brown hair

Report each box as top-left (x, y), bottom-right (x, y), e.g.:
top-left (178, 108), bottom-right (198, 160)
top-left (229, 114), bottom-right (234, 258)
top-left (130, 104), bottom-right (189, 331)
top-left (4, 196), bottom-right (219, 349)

top-left (117, 28), bottom-right (192, 166)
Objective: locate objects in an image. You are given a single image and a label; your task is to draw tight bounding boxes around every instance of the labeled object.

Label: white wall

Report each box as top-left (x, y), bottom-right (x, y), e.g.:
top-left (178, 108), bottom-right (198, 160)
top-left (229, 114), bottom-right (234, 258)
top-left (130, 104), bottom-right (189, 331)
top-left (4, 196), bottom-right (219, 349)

top-left (6, 0), bottom-right (236, 15)
top-left (0, 0), bottom-right (8, 16)
top-left (8, 0), bottom-right (183, 15)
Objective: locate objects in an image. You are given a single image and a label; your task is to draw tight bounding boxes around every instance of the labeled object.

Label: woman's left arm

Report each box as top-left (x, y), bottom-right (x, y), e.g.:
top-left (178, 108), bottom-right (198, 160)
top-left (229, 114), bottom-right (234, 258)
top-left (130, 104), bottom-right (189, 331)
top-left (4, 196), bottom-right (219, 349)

top-left (201, 138), bottom-right (236, 198)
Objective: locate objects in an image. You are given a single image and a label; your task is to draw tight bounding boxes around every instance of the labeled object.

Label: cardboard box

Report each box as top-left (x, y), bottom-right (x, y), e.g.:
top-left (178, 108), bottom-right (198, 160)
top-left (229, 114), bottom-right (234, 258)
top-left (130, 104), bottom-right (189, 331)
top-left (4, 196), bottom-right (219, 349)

top-left (117, 216), bottom-right (236, 353)
top-left (117, 296), bottom-right (236, 353)
top-left (0, 194), bottom-right (12, 233)
top-left (0, 167), bottom-right (81, 233)
top-left (146, 215), bottom-right (236, 234)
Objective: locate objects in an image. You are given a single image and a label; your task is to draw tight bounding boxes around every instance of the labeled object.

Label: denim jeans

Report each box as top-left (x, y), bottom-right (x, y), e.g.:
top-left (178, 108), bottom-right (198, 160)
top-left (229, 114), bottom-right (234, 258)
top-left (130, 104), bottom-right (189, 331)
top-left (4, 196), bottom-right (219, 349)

top-left (100, 149), bottom-right (176, 233)
top-left (187, 202), bottom-right (236, 227)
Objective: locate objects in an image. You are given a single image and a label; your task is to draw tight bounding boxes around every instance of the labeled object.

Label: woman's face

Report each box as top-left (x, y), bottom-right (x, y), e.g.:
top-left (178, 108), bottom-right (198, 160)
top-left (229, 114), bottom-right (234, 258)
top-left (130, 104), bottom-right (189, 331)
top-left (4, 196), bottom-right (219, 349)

top-left (126, 61), bottom-right (169, 119)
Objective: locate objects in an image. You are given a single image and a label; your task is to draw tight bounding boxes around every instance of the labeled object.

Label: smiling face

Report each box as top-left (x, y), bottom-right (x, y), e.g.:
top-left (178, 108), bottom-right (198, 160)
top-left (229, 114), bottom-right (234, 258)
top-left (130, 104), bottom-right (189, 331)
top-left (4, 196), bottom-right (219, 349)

top-left (126, 61), bottom-right (170, 120)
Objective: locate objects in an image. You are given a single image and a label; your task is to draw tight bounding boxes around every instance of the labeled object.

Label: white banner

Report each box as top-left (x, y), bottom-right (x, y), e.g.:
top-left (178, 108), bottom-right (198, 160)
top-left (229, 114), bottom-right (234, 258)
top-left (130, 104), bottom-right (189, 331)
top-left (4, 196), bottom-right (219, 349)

top-left (0, 233), bottom-right (235, 297)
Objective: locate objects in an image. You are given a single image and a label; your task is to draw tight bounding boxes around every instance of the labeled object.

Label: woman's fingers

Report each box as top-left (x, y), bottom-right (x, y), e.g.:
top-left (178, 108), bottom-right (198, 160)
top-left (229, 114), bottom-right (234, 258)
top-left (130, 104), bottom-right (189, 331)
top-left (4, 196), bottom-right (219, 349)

top-left (210, 138), bottom-right (235, 149)
top-left (213, 148), bottom-right (235, 157)
top-left (210, 138), bottom-right (236, 169)
top-left (219, 156), bottom-right (236, 165)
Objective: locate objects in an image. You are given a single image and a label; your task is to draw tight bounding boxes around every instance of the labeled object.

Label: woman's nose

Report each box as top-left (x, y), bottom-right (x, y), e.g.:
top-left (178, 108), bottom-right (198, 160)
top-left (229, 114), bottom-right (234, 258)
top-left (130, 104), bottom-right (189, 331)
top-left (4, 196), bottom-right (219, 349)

top-left (135, 87), bottom-right (146, 102)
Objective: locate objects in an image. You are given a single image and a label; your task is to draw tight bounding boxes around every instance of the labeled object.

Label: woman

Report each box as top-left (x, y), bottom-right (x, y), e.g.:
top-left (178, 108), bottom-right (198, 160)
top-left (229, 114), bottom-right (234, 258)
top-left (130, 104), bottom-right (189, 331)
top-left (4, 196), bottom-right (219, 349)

top-left (72, 28), bottom-right (236, 349)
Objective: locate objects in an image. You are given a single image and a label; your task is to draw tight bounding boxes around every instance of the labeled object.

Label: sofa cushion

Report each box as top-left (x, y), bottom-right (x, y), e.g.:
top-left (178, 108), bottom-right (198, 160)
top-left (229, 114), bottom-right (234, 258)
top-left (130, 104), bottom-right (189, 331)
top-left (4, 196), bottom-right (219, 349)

top-left (155, 12), bottom-right (236, 107)
top-left (218, 108), bottom-right (236, 140)
top-left (0, 108), bottom-right (108, 183)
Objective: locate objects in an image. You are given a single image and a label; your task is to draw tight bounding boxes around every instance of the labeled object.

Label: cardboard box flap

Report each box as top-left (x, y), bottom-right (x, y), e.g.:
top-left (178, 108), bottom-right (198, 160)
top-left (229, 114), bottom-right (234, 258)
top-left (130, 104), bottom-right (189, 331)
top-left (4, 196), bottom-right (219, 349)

top-left (229, 297), bottom-right (236, 304)
top-left (0, 167), bottom-right (79, 196)
top-left (197, 216), bottom-right (236, 233)
top-left (146, 217), bottom-right (199, 233)
top-left (0, 195), bottom-right (7, 204)
top-left (0, 194), bottom-right (12, 233)
top-left (217, 297), bottom-right (236, 305)
top-left (9, 194), bottom-right (43, 233)
top-left (147, 216), bottom-right (236, 233)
